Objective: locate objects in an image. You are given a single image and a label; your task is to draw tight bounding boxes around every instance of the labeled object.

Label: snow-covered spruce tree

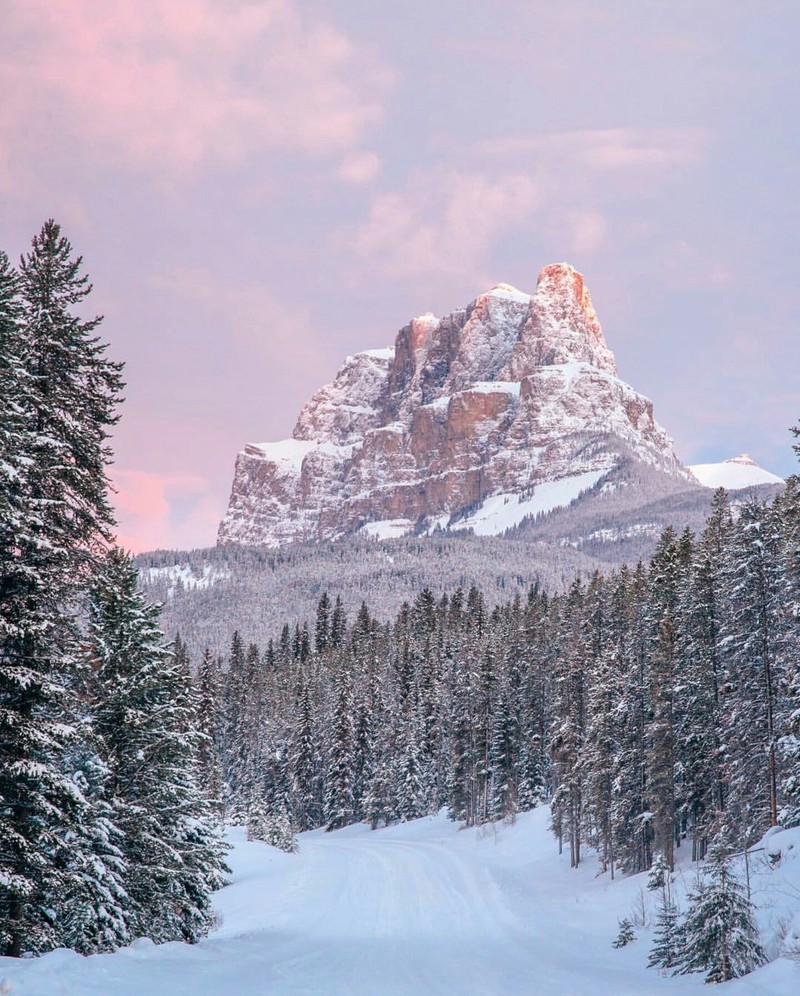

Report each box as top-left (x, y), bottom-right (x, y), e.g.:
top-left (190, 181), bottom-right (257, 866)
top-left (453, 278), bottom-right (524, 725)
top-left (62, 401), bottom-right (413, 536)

top-left (488, 693), bottom-right (518, 821)
top-left (325, 669), bottom-right (355, 831)
top-left (54, 742), bottom-right (131, 954)
top-left (315, 592), bottom-right (331, 656)
top-left (515, 585), bottom-right (550, 813)
top-left (268, 802), bottom-right (299, 853)
top-left (394, 715), bottom-right (431, 823)
top-left (675, 848), bottom-right (765, 983)
top-left (246, 795), bottom-right (271, 842)
top-left (612, 918), bottom-right (636, 948)
top-left (718, 498), bottom-right (790, 843)
top-left (447, 652), bottom-right (478, 825)
top-left (196, 648), bottom-right (225, 822)
top-left (646, 851), bottom-right (681, 973)
top-left (0, 248), bottom-right (24, 530)
top-left (776, 475), bottom-right (800, 827)
top-left (580, 637), bottom-right (619, 873)
top-left (87, 548), bottom-right (228, 944)
top-left (609, 564), bottom-right (654, 874)
top-left (647, 895), bottom-right (682, 973)
top-left (290, 679), bottom-right (322, 830)
top-left (352, 694), bottom-right (374, 822)
top-left (0, 224), bottom-right (123, 957)
top-left (227, 642), bottom-right (265, 822)
top-left (645, 527), bottom-right (692, 872)
top-left (677, 490), bottom-right (732, 860)
top-left (473, 641), bottom-right (498, 826)
top-left (647, 853), bottom-right (670, 894)
top-left (550, 580), bottom-right (588, 867)
top-left (364, 752), bottom-right (396, 830)
top-left (223, 631), bottom-right (247, 822)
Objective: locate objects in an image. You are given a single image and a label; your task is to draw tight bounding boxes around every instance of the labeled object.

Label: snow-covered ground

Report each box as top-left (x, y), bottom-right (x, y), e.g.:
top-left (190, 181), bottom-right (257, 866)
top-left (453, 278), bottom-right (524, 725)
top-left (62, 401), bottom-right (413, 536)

top-left (358, 471), bottom-right (607, 541)
top-left (452, 470), bottom-right (606, 536)
top-left (1, 809), bottom-right (797, 995)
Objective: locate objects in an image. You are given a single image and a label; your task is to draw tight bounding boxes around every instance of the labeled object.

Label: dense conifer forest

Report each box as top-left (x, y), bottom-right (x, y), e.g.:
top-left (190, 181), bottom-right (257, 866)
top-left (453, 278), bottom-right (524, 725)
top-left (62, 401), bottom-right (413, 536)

top-left (198, 473), bottom-right (800, 981)
top-left (206, 480), bottom-right (800, 863)
top-left (0, 223), bottom-right (227, 957)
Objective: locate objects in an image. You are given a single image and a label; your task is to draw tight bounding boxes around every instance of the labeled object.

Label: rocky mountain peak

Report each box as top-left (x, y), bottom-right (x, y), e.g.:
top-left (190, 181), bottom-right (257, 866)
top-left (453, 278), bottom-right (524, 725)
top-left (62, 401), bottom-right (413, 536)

top-left (501, 263), bottom-right (616, 380)
top-left (219, 263), bottom-right (689, 548)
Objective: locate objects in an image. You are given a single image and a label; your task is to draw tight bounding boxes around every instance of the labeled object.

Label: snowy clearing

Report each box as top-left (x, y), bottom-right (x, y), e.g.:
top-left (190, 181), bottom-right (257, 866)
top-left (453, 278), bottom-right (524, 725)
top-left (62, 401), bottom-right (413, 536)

top-left (2, 808), bottom-right (798, 995)
top-left (359, 518), bottom-right (416, 540)
top-left (452, 470), bottom-right (606, 536)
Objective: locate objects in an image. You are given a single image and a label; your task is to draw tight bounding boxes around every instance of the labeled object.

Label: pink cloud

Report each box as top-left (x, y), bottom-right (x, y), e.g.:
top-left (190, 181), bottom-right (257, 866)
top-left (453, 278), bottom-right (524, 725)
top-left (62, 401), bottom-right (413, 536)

top-left (351, 169), bottom-right (542, 285)
top-left (112, 469), bottom-right (221, 553)
top-left (569, 211), bottom-right (608, 255)
top-left (1, 0), bottom-right (391, 175)
top-left (338, 151), bottom-right (382, 185)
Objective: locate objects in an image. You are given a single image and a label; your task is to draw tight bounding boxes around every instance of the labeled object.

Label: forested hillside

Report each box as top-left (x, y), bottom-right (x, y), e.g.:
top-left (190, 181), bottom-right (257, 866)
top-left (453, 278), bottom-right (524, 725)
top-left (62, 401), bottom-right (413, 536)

top-left (139, 471), bottom-right (781, 658)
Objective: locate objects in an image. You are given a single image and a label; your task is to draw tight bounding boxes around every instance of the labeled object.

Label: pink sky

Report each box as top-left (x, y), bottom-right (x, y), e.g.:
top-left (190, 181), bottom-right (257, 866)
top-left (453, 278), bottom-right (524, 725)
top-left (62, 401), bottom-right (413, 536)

top-left (2, 0), bottom-right (798, 551)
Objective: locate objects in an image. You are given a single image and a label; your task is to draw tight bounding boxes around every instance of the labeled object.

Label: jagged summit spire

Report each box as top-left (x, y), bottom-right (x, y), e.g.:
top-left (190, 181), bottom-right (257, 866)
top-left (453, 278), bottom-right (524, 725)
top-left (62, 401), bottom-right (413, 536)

top-left (499, 261), bottom-right (616, 379)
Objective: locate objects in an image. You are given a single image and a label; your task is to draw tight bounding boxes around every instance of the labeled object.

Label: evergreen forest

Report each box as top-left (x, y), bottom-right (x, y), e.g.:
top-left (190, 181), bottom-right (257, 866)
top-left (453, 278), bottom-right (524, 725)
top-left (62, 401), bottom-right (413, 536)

top-left (205, 477), bottom-right (800, 890)
top-left (0, 223), bottom-right (228, 958)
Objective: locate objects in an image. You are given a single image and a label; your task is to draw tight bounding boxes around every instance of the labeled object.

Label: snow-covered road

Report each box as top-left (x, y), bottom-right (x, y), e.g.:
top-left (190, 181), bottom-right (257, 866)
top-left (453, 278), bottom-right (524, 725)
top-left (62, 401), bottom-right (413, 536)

top-left (1, 809), bottom-right (796, 995)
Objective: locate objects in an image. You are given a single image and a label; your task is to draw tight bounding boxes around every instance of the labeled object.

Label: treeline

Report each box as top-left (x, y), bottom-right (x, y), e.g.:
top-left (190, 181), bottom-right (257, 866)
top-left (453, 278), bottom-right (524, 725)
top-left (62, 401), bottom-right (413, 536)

top-left (140, 531), bottom-right (603, 658)
top-left (202, 477), bottom-right (800, 874)
top-left (0, 223), bottom-right (227, 957)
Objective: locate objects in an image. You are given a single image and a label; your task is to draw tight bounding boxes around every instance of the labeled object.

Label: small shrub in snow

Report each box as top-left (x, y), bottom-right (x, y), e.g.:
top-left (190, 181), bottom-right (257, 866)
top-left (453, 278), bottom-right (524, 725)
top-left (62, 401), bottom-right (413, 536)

top-left (630, 887), bottom-right (651, 928)
top-left (612, 918), bottom-right (636, 948)
top-left (778, 913), bottom-right (800, 962)
top-left (247, 799), bottom-right (298, 853)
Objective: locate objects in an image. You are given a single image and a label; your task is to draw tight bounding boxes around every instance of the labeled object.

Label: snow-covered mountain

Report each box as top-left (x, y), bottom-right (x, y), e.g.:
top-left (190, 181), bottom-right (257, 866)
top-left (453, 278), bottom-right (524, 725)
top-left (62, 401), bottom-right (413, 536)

top-left (219, 263), bottom-right (694, 548)
top-left (689, 453), bottom-right (784, 489)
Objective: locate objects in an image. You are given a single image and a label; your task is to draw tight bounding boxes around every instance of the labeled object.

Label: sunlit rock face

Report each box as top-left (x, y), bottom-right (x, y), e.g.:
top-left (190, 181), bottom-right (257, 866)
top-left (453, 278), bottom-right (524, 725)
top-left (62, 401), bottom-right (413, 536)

top-left (219, 263), bottom-right (689, 548)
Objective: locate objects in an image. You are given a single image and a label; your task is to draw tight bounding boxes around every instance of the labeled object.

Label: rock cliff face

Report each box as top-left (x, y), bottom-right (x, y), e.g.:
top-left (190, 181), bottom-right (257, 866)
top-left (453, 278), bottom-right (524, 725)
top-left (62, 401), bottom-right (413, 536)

top-left (219, 263), bottom-right (689, 547)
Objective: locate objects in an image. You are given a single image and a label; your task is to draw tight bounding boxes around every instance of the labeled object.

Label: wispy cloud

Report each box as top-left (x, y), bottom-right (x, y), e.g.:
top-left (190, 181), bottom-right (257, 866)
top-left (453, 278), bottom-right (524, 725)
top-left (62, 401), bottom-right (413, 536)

top-left (662, 240), bottom-right (733, 289)
top-left (338, 151), bottom-right (382, 185)
top-left (472, 127), bottom-right (709, 171)
top-left (350, 168), bottom-right (542, 285)
top-left (1, 0), bottom-right (391, 177)
top-left (348, 125), bottom-right (709, 288)
top-left (568, 211), bottom-right (609, 255)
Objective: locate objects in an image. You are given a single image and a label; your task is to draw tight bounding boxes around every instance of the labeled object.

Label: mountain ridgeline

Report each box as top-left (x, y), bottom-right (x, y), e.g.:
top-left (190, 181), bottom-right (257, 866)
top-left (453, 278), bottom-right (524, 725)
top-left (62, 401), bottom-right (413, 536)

top-left (219, 263), bottom-right (697, 548)
top-left (147, 262), bottom-right (781, 653)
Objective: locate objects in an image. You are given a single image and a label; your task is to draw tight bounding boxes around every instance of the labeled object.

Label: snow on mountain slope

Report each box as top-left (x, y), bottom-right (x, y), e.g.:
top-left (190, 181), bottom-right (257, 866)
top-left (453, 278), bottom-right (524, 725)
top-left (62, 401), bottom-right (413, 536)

top-left (451, 468), bottom-right (606, 536)
top-left (3, 809), bottom-right (797, 995)
top-left (144, 563), bottom-right (231, 597)
top-left (219, 262), bottom-right (691, 548)
top-left (689, 453), bottom-right (784, 489)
